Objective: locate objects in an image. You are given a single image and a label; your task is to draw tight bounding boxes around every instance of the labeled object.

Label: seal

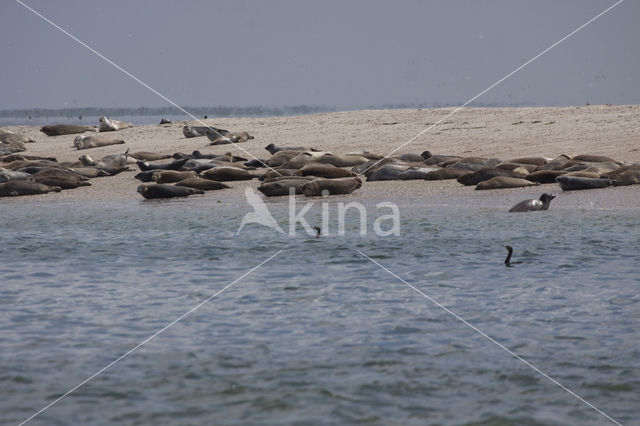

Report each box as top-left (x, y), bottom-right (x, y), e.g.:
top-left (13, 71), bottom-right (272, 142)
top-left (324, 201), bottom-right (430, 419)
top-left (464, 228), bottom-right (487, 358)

top-left (40, 124), bottom-right (95, 136)
top-left (74, 135), bottom-right (125, 150)
top-left (98, 116), bottom-right (133, 132)
top-left (201, 166), bottom-right (257, 181)
top-left (526, 170), bottom-right (565, 184)
top-left (458, 167), bottom-right (526, 186)
top-left (509, 193), bottom-right (555, 212)
top-left (504, 245), bottom-right (523, 267)
top-left (296, 163), bottom-right (356, 178)
top-left (475, 176), bottom-right (539, 190)
top-left (80, 150), bottom-right (130, 170)
top-left (264, 143), bottom-right (320, 155)
top-left (556, 176), bottom-right (613, 191)
top-left (183, 125), bottom-right (228, 138)
top-left (173, 178), bottom-right (230, 191)
top-left (0, 180), bottom-right (62, 197)
top-left (30, 169), bottom-right (92, 189)
top-left (258, 178), bottom-right (314, 196)
top-left (0, 169), bottom-right (31, 182)
top-left (208, 131), bottom-right (254, 145)
top-left (0, 132), bottom-right (35, 145)
top-left (129, 151), bottom-right (172, 161)
top-left (423, 168), bottom-right (471, 180)
top-left (136, 184), bottom-right (204, 199)
top-left (151, 170), bottom-right (197, 184)
top-left (136, 158), bottom-right (187, 171)
top-left (299, 177), bottom-right (363, 197)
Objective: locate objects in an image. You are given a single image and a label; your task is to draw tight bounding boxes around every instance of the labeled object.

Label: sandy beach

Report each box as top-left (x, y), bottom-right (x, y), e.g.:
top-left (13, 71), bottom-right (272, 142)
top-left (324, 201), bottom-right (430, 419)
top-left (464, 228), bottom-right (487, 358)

top-left (2, 104), bottom-right (640, 207)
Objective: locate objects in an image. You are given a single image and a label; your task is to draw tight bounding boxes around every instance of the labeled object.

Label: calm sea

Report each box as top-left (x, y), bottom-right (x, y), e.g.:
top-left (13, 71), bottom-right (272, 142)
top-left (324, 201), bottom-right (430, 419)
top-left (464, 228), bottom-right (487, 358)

top-left (1, 197), bottom-right (638, 425)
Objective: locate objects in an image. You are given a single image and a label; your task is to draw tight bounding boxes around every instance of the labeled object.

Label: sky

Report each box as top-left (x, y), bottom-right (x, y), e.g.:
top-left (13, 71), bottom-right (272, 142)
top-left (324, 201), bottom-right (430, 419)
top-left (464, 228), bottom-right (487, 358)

top-left (1, 0), bottom-right (639, 110)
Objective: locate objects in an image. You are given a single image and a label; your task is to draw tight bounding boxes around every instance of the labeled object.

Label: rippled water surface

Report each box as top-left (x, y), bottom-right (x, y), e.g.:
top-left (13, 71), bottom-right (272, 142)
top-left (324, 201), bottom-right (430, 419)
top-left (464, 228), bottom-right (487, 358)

top-left (1, 198), bottom-right (639, 425)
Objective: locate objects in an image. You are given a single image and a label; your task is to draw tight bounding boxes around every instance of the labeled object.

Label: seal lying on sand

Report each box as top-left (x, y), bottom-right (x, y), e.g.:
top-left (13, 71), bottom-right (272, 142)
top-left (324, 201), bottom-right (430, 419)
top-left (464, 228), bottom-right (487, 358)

top-left (509, 193), bottom-right (555, 212)
top-left (98, 116), bottom-right (133, 132)
top-left (201, 166), bottom-right (257, 181)
top-left (174, 178), bottom-right (230, 191)
top-left (296, 163), bottom-right (356, 178)
top-left (183, 125), bottom-right (228, 138)
top-left (475, 176), bottom-right (539, 190)
top-left (0, 132), bottom-right (35, 145)
top-left (0, 180), bottom-right (61, 197)
top-left (129, 151), bottom-right (172, 161)
top-left (137, 184), bottom-right (204, 199)
top-left (208, 131), bottom-right (254, 145)
top-left (136, 158), bottom-right (187, 171)
top-left (258, 178), bottom-right (315, 196)
top-left (151, 170), bottom-right (197, 184)
top-left (40, 124), bottom-right (95, 136)
top-left (74, 135), bottom-right (125, 150)
top-left (299, 177), bottom-right (362, 197)
top-left (264, 143), bottom-right (320, 155)
top-left (80, 150), bottom-right (130, 170)
top-left (556, 176), bottom-right (614, 191)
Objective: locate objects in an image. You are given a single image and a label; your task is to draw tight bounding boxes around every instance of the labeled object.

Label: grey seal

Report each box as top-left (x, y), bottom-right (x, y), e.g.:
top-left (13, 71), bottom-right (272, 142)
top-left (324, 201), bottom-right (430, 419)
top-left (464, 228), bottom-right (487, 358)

top-left (509, 193), bottom-right (555, 212)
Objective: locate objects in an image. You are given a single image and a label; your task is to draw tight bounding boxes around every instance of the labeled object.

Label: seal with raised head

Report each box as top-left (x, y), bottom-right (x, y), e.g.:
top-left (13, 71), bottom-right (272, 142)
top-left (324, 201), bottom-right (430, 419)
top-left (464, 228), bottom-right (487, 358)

top-left (299, 177), bottom-right (363, 197)
top-left (40, 124), bottom-right (95, 136)
top-left (208, 131), bottom-right (254, 145)
top-left (98, 116), bottom-right (133, 132)
top-left (74, 135), bottom-right (125, 150)
top-left (509, 193), bottom-right (556, 212)
top-left (137, 184), bottom-right (204, 199)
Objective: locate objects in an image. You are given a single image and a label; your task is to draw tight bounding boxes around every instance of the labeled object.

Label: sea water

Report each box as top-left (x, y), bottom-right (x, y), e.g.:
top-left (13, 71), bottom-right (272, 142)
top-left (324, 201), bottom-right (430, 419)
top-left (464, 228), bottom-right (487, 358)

top-left (1, 198), bottom-right (638, 425)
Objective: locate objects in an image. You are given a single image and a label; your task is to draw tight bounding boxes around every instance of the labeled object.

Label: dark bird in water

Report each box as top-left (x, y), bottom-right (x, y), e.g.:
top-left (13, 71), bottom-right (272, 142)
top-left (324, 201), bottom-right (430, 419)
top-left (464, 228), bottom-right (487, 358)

top-left (509, 193), bottom-right (555, 212)
top-left (504, 245), bottom-right (523, 266)
top-left (313, 226), bottom-right (321, 238)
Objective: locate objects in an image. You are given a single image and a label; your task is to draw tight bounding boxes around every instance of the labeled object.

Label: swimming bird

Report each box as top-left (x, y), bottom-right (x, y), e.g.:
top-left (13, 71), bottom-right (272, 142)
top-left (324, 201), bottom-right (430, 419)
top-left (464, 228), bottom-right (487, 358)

top-left (313, 226), bottom-right (321, 238)
top-left (504, 245), bottom-right (523, 267)
top-left (509, 193), bottom-right (555, 212)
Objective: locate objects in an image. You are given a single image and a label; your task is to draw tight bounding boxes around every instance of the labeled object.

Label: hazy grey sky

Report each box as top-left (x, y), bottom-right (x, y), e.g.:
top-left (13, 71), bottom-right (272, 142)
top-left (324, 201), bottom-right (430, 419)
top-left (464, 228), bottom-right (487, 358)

top-left (2, 0), bottom-right (638, 109)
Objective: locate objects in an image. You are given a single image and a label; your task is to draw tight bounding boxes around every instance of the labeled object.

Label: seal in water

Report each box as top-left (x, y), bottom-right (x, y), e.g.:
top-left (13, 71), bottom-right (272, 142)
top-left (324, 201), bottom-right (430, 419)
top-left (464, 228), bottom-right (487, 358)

top-left (137, 184), bottom-right (204, 199)
top-left (509, 193), bottom-right (555, 212)
top-left (504, 245), bottom-right (523, 267)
